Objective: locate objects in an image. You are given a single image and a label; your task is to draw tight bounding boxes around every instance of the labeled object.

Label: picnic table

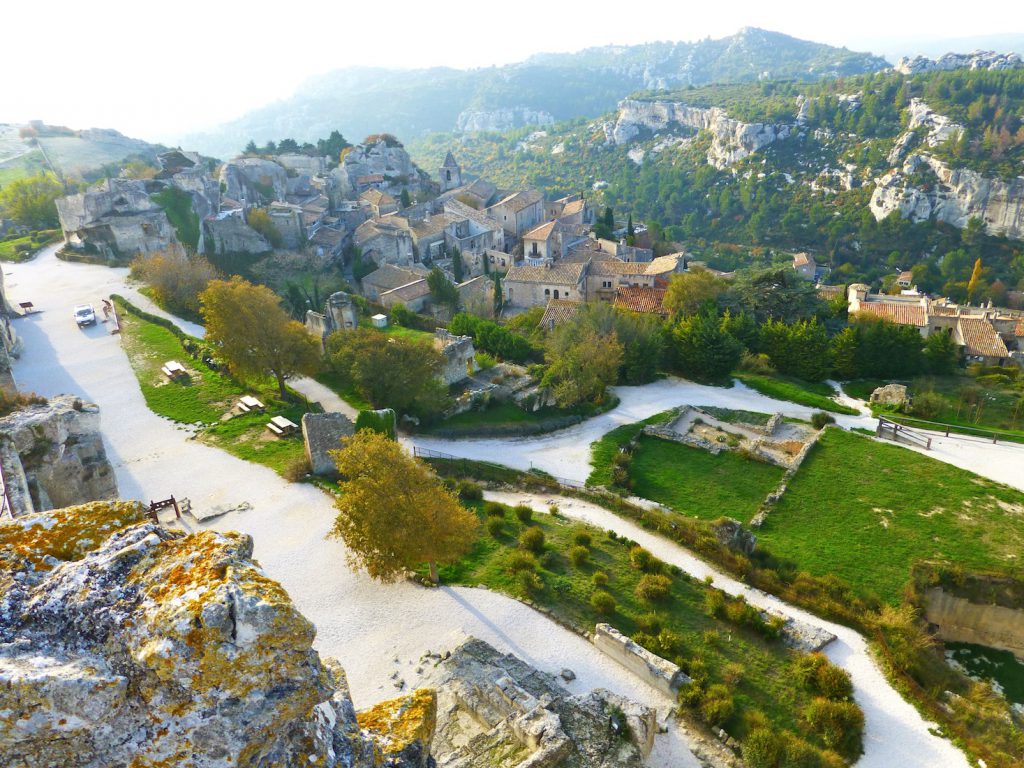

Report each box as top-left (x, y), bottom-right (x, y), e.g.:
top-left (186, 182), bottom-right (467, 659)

top-left (161, 360), bottom-right (187, 380)
top-left (238, 395), bottom-right (266, 413)
top-left (18, 302), bottom-right (34, 315)
top-left (267, 415), bottom-right (298, 437)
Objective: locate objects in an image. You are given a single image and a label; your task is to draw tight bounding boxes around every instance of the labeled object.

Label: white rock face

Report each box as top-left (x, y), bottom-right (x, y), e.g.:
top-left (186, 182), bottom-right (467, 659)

top-left (330, 139), bottom-right (425, 199)
top-left (609, 99), bottom-right (792, 169)
top-left (895, 50), bottom-right (1024, 75)
top-left (455, 107), bottom-right (555, 133)
top-left (219, 157), bottom-right (289, 204)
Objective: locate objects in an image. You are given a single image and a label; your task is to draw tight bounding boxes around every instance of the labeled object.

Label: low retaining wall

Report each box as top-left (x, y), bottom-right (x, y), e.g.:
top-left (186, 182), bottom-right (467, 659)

top-left (591, 623), bottom-right (689, 697)
top-left (751, 425), bottom-right (827, 527)
top-left (925, 588), bottom-right (1024, 660)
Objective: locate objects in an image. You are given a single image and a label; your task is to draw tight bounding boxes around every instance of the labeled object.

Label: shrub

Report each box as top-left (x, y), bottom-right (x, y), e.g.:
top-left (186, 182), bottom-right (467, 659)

top-left (518, 569), bottom-right (544, 594)
top-left (568, 545), bottom-right (589, 567)
top-left (507, 551), bottom-right (538, 573)
top-left (794, 653), bottom-right (854, 700)
top-left (699, 684), bottom-right (735, 728)
top-left (637, 612), bottom-right (663, 635)
top-left (484, 501), bottom-right (506, 517)
top-left (780, 734), bottom-right (824, 768)
top-left (457, 480), bottom-right (483, 501)
top-left (514, 504), bottom-right (533, 524)
top-left (635, 574), bottom-right (672, 602)
top-left (909, 390), bottom-right (945, 420)
top-left (486, 517), bottom-right (504, 537)
top-left (723, 662), bottom-right (744, 686)
top-left (704, 589), bottom-right (726, 618)
top-left (803, 698), bottom-right (864, 759)
top-left (590, 590), bottom-right (616, 615)
top-left (519, 526), bottom-right (545, 553)
top-left (743, 728), bottom-right (783, 768)
top-left (548, 505), bottom-right (560, 516)
top-left (282, 454), bottom-right (312, 482)
top-left (573, 531), bottom-right (592, 548)
top-left (592, 571), bottom-right (609, 588)
top-left (811, 411), bottom-right (835, 429)
top-left (629, 546), bottom-right (662, 574)
top-left (475, 351), bottom-right (497, 370)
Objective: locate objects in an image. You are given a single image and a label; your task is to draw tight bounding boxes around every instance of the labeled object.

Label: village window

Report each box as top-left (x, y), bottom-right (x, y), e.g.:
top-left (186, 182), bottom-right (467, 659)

top-left (602, 280), bottom-right (611, 289)
top-left (553, 290), bottom-right (560, 299)
top-left (446, 170), bottom-right (451, 181)
top-left (544, 289), bottom-right (550, 297)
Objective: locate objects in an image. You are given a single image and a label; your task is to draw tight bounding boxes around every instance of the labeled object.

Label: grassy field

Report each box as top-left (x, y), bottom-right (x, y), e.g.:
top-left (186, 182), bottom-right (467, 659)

top-left (587, 410), bottom-right (675, 487)
top-left (758, 429), bottom-right (1024, 605)
top-left (437, 500), bottom-right (859, 761)
top-left (629, 436), bottom-right (784, 522)
top-left (0, 230), bottom-right (61, 262)
top-left (118, 306), bottom-right (309, 475)
top-left (0, 150), bottom-right (51, 185)
top-left (736, 373), bottom-right (858, 415)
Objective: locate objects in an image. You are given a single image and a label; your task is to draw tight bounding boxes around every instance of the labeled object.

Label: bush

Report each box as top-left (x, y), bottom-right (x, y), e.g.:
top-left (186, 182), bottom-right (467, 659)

top-left (794, 653), bottom-right (854, 700)
top-left (629, 546), bottom-right (662, 574)
top-left (573, 531), bottom-right (592, 548)
top-left (591, 571), bottom-right (609, 588)
top-left (486, 517), bottom-right (504, 537)
top-left (568, 545), bottom-right (589, 567)
top-left (637, 612), bottom-right (663, 635)
top-left (635, 574), bottom-right (672, 603)
top-left (590, 590), bottom-right (616, 615)
top-left (507, 551), bottom-right (538, 573)
top-left (519, 526), bottom-right (545, 553)
top-left (282, 454), bottom-right (312, 482)
top-left (908, 390), bottom-right (945, 420)
top-left (743, 728), bottom-right (783, 768)
top-left (699, 684), bottom-right (735, 728)
top-left (811, 411), bottom-right (835, 429)
top-left (458, 480), bottom-right (483, 501)
top-left (518, 569), bottom-right (544, 594)
top-left (802, 698), bottom-right (864, 758)
top-left (514, 504), bottom-right (533, 524)
top-left (484, 501), bottom-right (506, 517)
top-left (704, 589), bottom-right (726, 618)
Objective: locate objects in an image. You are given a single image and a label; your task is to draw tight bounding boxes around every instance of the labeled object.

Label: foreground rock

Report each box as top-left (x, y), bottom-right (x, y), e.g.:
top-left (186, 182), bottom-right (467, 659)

top-left (426, 637), bottom-right (657, 767)
top-left (0, 501), bottom-right (434, 768)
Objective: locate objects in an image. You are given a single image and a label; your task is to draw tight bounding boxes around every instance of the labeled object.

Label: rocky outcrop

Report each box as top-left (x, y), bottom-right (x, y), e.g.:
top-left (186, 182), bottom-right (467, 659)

top-left (427, 637), bottom-right (656, 767)
top-left (870, 383), bottom-right (909, 407)
top-left (870, 153), bottom-right (1024, 238)
top-left (0, 501), bottom-right (436, 767)
top-left (331, 138), bottom-right (428, 200)
top-left (895, 50), bottom-right (1024, 76)
top-left (202, 214), bottom-right (272, 255)
top-left (607, 99), bottom-right (792, 168)
top-left (0, 395), bottom-right (116, 513)
top-left (455, 108), bottom-right (555, 133)
top-left (219, 158), bottom-right (289, 204)
top-left (55, 178), bottom-right (178, 260)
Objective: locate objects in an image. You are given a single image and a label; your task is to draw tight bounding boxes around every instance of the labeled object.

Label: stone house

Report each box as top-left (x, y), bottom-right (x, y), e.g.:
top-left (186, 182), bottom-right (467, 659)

top-left (308, 225), bottom-right (346, 259)
top-left (585, 254), bottom-right (684, 301)
top-left (792, 252), bottom-right (817, 281)
top-left (442, 177), bottom-right (499, 209)
top-left (379, 278), bottom-right (431, 312)
top-left (434, 329), bottom-right (477, 385)
top-left (354, 218), bottom-right (414, 266)
top-left (592, 237), bottom-right (654, 263)
top-left (457, 275), bottom-right (495, 318)
top-left (267, 202), bottom-right (305, 248)
top-left (522, 219), bottom-right (589, 265)
top-left (361, 263), bottom-right (429, 301)
top-left (487, 190), bottom-right (544, 238)
top-left (538, 298), bottom-right (583, 330)
top-left (897, 270), bottom-right (915, 288)
top-left (953, 316), bottom-right (1010, 365)
top-left (360, 188), bottom-right (398, 217)
top-left (503, 261), bottom-right (587, 311)
top-left (847, 284), bottom-right (931, 336)
top-left (545, 194), bottom-right (593, 227)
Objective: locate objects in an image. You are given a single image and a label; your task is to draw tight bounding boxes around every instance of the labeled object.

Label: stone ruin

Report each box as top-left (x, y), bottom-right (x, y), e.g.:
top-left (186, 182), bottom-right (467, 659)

top-left (301, 411), bottom-right (355, 476)
top-left (434, 329), bottom-right (478, 386)
top-left (0, 500), bottom-right (436, 767)
top-left (306, 291), bottom-right (360, 350)
top-left (0, 395), bottom-right (117, 515)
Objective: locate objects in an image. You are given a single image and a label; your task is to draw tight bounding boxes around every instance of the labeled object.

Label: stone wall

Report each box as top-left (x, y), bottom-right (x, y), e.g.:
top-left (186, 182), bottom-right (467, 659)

top-left (924, 588), bottom-right (1024, 660)
top-left (203, 215), bottom-right (271, 255)
top-left (0, 501), bottom-right (436, 768)
top-left (302, 412), bottom-right (355, 476)
top-left (591, 623), bottom-right (689, 698)
top-left (0, 395), bottom-right (117, 513)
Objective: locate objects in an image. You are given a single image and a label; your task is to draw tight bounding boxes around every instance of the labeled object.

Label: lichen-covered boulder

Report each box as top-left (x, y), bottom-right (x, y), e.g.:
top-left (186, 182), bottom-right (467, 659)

top-left (870, 383), bottom-right (909, 408)
top-left (0, 501), bottom-right (435, 768)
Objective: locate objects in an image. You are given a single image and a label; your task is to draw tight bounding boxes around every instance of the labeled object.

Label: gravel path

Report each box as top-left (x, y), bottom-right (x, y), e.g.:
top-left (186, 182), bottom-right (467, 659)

top-left (7, 245), bottom-right (702, 766)
top-left (486, 490), bottom-right (970, 768)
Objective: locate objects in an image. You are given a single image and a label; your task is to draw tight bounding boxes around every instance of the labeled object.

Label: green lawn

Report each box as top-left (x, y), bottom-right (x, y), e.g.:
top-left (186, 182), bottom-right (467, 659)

top-left (118, 306), bottom-right (309, 475)
top-left (629, 436), bottom-right (784, 521)
top-left (736, 373), bottom-right (858, 415)
top-left (587, 410), bottom-right (675, 487)
top-left (437, 501), bottom-right (856, 760)
top-left (0, 230), bottom-right (61, 262)
top-left (313, 370), bottom-right (372, 411)
top-left (434, 402), bottom-right (553, 429)
top-left (757, 429), bottom-right (1024, 605)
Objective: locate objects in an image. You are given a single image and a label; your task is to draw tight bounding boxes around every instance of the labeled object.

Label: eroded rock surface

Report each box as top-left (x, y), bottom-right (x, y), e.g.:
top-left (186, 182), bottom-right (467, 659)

top-left (0, 501), bottom-right (434, 768)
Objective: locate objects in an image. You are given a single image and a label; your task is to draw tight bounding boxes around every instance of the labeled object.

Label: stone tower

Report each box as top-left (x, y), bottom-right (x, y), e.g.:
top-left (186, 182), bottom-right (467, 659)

top-left (440, 151), bottom-right (462, 192)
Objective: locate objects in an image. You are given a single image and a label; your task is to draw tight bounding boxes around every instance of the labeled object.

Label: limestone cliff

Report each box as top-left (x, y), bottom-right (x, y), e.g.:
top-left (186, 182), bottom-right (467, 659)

top-left (455, 108), bottom-right (555, 133)
top-left (0, 501), bottom-right (436, 768)
top-left (607, 99), bottom-right (792, 169)
top-left (0, 395), bottom-right (116, 513)
top-left (894, 50), bottom-right (1024, 76)
top-left (869, 99), bottom-right (1024, 239)
top-left (219, 158), bottom-right (289, 205)
top-left (330, 138), bottom-right (429, 200)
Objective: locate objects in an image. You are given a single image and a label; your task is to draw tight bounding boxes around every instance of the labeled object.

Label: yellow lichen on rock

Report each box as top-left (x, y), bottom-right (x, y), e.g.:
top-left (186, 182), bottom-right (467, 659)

top-left (357, 688), bottom-right (437, 766)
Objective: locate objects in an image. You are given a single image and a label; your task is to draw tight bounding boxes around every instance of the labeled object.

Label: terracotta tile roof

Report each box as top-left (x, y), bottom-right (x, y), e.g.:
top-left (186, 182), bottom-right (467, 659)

top-left (363, 264), bottom-right (428, 291)
top-left (792, 252), bottom-right (812, 267)
top-left (442, 199), bottom-right (503, 231)
top-left (523, 220), bottom-right (559, 240)
top-left (898, 270), bottom-right (914, 283)
top-left (561, 199), bottom-right (585, 217)
top-left (614, 286), bottom-right (667, 315)
top-left (1016, 319), bottom-right (1024, 337)
top-left (493, 189), bottom-right (543, 213)
top-left (588, 259), bottom-right (650, 276)
top-left (310, 227), bottom-right (344, 248)
top-left (360, 189), bottom-right (395, 207)
top-left (539, 299), bottom-right (582, 328)
top-left (853, 301), bottom-right (928, 327)
top-left (957, 317), bottom-right (1009, 359)
top-left (356, 174), bottom-right (385, 185)
top-left (645, 254), bottom-right (683, 275)
top-left (505, 261), bottom-right (586, 286)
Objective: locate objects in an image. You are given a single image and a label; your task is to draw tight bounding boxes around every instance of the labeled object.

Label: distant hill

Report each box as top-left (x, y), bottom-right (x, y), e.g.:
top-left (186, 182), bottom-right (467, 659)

top-left (0, 123), bottom-right (164, 186)
top-left (175, 28), bottom-right (889, 158)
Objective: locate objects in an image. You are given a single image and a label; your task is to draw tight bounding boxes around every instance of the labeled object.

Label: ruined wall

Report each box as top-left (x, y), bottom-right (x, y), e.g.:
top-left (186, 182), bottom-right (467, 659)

top-left (925, 588), bottom-right (1024, 660)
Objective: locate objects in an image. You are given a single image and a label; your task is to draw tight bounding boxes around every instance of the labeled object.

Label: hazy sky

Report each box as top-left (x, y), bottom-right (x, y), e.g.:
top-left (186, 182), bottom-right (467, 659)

top-left (3, 0), bottom-right (1020, 142)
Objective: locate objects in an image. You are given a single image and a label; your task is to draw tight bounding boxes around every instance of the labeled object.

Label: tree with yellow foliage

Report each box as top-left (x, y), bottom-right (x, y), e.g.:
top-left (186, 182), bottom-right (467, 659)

top-left (329, 431), bottom-right (478, 584)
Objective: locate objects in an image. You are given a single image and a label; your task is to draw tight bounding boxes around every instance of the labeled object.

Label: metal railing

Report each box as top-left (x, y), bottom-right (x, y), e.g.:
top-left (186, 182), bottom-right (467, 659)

top-left (412, 445), bottom-right (586, 489)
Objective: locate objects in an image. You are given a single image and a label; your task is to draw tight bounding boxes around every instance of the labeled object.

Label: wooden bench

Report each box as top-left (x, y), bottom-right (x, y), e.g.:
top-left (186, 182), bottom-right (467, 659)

top-left (267, 415), bottom-right (298, 437)
top-left (18, 301), bottom-right (34, 315)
